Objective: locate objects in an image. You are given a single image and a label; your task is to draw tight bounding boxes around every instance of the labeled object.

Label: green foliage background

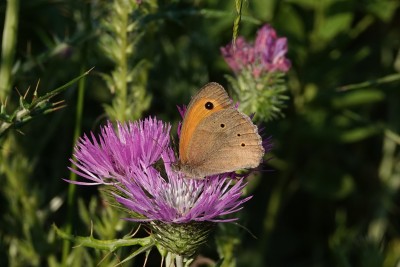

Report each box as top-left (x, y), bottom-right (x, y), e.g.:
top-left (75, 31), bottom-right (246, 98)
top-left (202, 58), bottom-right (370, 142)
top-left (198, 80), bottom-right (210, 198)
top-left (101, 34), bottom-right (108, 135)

top-left (1, 0), bottom-right (400, 266)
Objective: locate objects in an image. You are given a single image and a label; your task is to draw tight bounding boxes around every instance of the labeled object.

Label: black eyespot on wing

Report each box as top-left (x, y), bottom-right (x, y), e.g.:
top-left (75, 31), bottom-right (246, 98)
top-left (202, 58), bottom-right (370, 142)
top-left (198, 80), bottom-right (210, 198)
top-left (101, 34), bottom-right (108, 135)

top-left (241, 143), bottom-right (246, 147)
top-left (220, 123), bottom-right (225, 128)
top-left (205, 101), bottom-right (214, 110)
top-left (237, 133), bottom-right (241, 136)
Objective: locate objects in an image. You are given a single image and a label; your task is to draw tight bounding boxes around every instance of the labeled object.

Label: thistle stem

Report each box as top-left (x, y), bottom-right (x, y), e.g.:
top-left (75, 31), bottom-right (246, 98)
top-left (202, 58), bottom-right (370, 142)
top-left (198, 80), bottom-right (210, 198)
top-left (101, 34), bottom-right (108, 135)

top-left (175, 254), bottom-right (183, 267)
top-left (0, 0), bottom-right (20, 99)
top-left (115, 0), bottom-right (129, 122)
top-left (61, 2), bottom-right (90, 266)
top-left (164, 252), bottom-right (183, 267)
top-left (165, 252), bottom-right (175, 267)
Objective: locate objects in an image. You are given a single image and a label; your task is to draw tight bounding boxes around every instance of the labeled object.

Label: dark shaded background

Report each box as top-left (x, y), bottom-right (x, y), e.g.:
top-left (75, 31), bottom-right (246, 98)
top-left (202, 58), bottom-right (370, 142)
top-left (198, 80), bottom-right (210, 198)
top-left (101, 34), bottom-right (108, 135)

top-left (1, 0), bottom-right (400, 266)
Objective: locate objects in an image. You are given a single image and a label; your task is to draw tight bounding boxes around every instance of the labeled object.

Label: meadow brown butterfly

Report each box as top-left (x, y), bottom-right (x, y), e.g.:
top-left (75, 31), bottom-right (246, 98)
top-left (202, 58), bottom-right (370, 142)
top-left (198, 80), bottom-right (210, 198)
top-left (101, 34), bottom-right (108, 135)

top-left (175, 82), bottom-right (265, 178)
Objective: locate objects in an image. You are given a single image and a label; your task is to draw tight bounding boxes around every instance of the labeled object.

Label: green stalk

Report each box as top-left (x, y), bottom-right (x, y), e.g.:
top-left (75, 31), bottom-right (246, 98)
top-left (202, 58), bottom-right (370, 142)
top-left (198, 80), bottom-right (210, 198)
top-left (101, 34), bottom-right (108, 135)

top-left (61, 65), bottom-right (86, 266)
top-left (116, 0), bottom-right (129, 122)
top-left (61, 4), bottom-right (90, 265)
top-left (176, 254), bottom-right (183, 267)
top-left (232, 0), bottom-right (243, 45)
top-left (0, 0), bottom-right (20, 99)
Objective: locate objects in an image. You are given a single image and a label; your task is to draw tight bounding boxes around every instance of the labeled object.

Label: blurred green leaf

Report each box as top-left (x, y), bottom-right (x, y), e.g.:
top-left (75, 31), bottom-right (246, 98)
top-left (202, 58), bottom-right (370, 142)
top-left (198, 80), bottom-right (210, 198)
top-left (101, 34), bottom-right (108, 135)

top-left (332, 89), bottom-right (385, 108)
top-left (339, 124), bottom-right (381, 143)
top-left (318, 13), bottom-right (352, 41)
top-left (338, 73), bottom-right (400, 91)
top-left (365, 0), bottom-right (400, 22)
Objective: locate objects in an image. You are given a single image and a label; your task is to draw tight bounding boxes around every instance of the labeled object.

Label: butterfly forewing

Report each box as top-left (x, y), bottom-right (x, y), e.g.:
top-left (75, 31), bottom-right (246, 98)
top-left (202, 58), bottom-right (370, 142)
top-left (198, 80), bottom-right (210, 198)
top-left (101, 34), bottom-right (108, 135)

top-left (179, 83), bottom-right (232, 163)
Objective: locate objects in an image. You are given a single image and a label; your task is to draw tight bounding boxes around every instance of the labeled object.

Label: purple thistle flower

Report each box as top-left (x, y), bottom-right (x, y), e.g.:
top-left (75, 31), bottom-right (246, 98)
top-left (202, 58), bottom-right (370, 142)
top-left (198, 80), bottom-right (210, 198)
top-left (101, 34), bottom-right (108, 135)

top-left (220, 37), bottom-right (255, 73)
top-left (115, 150), bottom-right (251, 223)
top-left (255, 24), bottom-right (291, 73)
top-left (69, 118), bottom-right (170, 185)
top-left (221, 24), bottom-right (291, 77)
top-left (68, 117), bottom-right (252, 224)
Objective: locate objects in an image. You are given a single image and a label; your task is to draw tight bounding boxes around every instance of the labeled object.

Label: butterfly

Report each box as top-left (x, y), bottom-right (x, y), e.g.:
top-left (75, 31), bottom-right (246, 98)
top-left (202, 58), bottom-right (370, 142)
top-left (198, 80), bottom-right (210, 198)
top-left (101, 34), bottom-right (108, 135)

top-left (174, 82), bottom-right (264, 178)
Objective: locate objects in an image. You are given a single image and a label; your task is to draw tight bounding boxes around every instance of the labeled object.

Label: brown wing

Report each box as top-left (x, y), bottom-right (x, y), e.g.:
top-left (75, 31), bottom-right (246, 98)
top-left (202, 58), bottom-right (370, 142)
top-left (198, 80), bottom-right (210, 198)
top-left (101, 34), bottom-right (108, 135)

top-left (182, 108), bottom-right (264, 177)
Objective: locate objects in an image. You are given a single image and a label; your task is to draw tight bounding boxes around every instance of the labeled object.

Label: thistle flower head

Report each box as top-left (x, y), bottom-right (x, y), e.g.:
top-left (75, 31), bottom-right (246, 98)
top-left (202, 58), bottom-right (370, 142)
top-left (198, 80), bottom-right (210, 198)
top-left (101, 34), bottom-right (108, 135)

top-left (220, 37), bottom-right (255, 74)
top-left (113, 147), bottom-right (250, 224)
top-left (68, 117), bottom-right (259, 255)
top-left (220, 24), bottom-right (291, 121)
top-left (221, 24), bottom-right (291, 78)
top-left (254, 24), bottom-right (291, 73)
top-left (70, 119), bottom-right (170, 185)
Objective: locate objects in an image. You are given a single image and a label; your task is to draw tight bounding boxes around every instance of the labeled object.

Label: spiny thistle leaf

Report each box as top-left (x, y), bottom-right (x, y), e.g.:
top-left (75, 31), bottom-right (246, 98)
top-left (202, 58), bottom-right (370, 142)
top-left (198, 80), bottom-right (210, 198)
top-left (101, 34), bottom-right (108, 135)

top-left (53, 224), bottom-right (155, 252)
top-left (0, 68), bottom-right (93, 138)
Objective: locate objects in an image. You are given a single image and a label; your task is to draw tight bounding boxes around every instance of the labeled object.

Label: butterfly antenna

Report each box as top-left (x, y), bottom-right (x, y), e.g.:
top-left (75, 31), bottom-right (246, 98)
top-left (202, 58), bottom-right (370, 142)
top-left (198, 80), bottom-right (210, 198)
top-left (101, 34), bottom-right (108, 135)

top-left (147, 137), bottom-right (170, 169)
top-left (170, 134), bottom-right (179, 160)
top-left (247, 159), bottom-right (274, 177)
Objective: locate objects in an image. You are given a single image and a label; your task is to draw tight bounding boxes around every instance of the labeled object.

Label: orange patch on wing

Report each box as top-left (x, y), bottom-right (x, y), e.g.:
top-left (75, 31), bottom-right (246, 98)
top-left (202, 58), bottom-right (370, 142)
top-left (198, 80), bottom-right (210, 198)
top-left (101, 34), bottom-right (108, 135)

top-left (179, 97), bottom-right (227, 162)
